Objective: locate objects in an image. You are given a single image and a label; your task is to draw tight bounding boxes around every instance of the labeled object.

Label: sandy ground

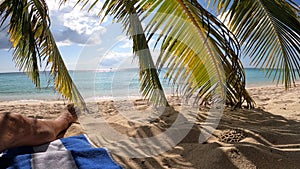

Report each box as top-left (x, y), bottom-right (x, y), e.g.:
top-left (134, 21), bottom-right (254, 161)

top-left (1, 84), bottom-right (300, 169)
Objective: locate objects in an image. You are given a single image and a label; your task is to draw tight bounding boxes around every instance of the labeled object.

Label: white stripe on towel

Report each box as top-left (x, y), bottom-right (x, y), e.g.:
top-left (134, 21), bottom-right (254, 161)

top-left (31, 139), bottom-right (78, 169)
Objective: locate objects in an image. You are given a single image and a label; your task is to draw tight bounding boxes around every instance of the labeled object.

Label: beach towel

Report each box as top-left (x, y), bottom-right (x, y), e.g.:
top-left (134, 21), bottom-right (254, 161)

top-left (0, 134), bottom-right (123, 169)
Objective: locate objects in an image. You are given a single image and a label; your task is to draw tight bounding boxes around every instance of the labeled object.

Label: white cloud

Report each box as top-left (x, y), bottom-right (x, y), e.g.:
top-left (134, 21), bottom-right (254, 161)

top-left (100, 51), bottom-right (135, 68)
top-left (0, 0), bottom-right (111, 49)
top-left (56, 39), bottom-right (73, 47)
top-left (116, 35), bottom-right (127, 41)
top-left (48, 0), bottom-right (107, 46)
top-left (71, 50), bottom-right (135, 70)
top-left (119, 40), bottom-right (132, 49)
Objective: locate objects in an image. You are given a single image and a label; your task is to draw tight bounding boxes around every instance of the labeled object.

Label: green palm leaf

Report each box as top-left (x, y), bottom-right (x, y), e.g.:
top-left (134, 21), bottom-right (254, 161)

top-left (138, 0), bottom-right (254, 108)
top-left (78, 0), bottom-right (254, 108)
top-left (130, 13), bottom-right (170, 106)
top-left (211, 0), bottom-right (300, 88)
top-left (0, 0), bottom-right (86, 109)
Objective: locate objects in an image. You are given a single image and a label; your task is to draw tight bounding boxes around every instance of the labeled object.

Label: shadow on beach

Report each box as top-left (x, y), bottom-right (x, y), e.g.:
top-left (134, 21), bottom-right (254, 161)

top-left (1, 98), bottom-right (300, 169)
top-left (76, 99), bottom-right (300, 169)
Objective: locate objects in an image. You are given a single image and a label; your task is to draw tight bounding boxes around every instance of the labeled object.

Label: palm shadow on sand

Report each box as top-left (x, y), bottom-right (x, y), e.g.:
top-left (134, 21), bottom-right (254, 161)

top-left (80, 100), bottom-right (300, 169)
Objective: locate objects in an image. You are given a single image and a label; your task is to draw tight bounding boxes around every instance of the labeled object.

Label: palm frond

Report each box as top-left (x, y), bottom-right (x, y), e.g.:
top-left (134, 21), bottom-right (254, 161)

top-left (0, 0), bottom-right (86, 109)
top-left (211, 0), bottom-right (300, 88)
top-left (80, 0), bottom-right (254, 108)
top-left (95, 0), bottom-right (170, 106)
top-left (0, 0), bottom-right (46, 87)
top-left (130, 14), bottom-right (170, 106)
top-left (137, 0), bottom-right (254, 108)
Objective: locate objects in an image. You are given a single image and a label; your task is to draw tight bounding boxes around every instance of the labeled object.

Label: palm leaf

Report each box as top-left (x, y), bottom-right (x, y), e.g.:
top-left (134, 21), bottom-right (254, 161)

top-left (0, 0), bottom-right (44, 87)
top-left (211, 0), bottom-right (300, 88)
top-left (137, 0), bottom-right (254, 108)
top-left (0, 0), bottom-right (86, 109)
top-left (130, 13), bottom-right (170, 106)
top-left (81, 0), bottom-right (170, 106)
top-left (77, 0), bottom-right (255, 108)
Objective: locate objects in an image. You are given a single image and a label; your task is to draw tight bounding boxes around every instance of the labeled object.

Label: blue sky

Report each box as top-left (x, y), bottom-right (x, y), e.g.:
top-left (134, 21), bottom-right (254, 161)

top-left (0, 0), bottom-right (299, 72)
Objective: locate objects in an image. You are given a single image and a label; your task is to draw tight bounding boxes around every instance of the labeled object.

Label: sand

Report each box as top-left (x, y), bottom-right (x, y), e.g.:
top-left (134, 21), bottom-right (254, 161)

top-left (1, 84), bottom-right (300, 169)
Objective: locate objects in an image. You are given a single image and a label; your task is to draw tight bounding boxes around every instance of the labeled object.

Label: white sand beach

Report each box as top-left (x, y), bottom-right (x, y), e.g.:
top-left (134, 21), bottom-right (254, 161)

top-left (1, 84), bottom-right (300, 169)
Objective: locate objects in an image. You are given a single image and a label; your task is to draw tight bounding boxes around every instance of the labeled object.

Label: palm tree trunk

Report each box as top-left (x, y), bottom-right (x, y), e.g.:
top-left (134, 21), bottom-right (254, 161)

top-left (128, 8), bottom-right (170, 107)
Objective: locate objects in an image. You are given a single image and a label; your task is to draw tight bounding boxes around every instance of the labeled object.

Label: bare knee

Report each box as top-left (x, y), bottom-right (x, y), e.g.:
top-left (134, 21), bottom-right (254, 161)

top-left (0, 113), bottom-right (25, 136)
top-left (0, 112), bottom-right (27, 149)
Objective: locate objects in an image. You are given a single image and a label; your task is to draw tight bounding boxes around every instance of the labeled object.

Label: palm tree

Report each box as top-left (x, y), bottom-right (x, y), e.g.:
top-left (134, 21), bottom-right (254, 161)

top-left (115, 3), bottom-right (170, 107)
top-left (0, 0), bottom-right (86, 109)
top-left (0, 0), bottom-right (299, 109)
top-left (90, 0), bottom-right (300, 108)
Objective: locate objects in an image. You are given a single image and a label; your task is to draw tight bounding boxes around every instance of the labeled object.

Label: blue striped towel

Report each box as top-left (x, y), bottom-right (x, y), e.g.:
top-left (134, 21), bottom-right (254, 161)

top-left (0, 134), bottom-right (123, 169)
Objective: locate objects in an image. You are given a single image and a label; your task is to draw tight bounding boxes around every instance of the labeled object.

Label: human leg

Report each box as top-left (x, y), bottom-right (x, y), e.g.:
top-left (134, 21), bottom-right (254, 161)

top-left (0, 104), bottom-right (77, 152)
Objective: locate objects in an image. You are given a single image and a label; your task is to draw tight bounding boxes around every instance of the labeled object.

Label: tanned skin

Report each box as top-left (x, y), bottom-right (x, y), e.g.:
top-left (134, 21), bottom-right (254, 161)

top-left (0, 104), bottom-right (77, 153)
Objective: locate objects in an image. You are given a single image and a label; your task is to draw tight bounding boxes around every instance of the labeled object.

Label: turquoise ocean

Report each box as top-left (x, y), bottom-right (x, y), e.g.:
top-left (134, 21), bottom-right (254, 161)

top-left (0, 68), bottom-right (280, 101)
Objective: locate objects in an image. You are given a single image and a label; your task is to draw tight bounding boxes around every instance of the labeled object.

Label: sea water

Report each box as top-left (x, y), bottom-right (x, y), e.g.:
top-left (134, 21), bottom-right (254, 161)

top-left (0, 68), bottom-right (281, 101)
